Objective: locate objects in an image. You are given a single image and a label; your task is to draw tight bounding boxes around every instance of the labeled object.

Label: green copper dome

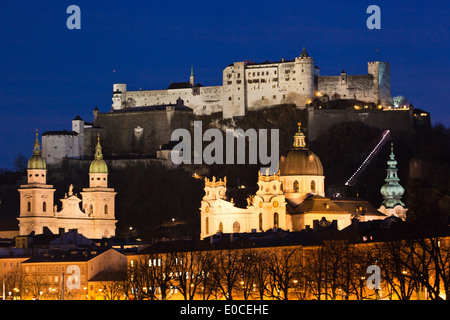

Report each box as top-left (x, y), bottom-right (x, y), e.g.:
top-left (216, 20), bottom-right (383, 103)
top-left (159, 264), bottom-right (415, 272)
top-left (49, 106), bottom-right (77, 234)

top-left (28, 132), bottom-right (46, 169)
top-left (89, 136), bottom-right (108, 174)
top-left (380, 143), bottom-right (405, 208)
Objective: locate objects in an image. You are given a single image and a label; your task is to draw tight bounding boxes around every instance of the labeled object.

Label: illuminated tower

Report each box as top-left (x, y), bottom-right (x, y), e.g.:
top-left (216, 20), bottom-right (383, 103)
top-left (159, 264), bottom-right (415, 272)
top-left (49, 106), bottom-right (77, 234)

top-left (378, 143), bottom-right (407, 220)
top-left (80, 135), bottom-right (117, 237)
top-left (254, 170), bottom-right (286, 231)
top-left (18, 131), bottom-right (56, 235)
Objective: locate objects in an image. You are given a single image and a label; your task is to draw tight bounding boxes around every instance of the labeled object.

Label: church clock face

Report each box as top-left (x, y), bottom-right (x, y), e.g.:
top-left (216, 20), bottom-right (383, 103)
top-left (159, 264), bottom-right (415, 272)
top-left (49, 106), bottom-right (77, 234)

top-left (273, 200), bottom-right (279, 208)
top-left (205, 206), bottom-right (209, 213)
top-left (259, 201), bottom-right (263, 208)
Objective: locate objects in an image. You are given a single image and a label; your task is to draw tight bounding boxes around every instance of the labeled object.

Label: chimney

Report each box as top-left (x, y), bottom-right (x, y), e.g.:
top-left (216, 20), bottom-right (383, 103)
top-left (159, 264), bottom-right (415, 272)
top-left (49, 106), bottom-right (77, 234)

top-left (351, 218), bottom-right (359, 229)
top-left (313, 220), bottom-right (319, 231)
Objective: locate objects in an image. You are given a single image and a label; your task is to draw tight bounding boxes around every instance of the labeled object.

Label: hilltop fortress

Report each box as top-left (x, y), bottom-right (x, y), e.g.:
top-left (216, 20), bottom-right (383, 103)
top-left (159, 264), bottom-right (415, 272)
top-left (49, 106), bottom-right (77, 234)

top-left (42, 48), bottom-right (429, 166)
top-left (112, 48), bottom-right (391, 118)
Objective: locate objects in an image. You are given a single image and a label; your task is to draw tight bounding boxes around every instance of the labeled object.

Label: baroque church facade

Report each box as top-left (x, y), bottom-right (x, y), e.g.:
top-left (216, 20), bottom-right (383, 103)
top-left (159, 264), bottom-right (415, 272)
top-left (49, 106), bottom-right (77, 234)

top-left (111, 48), bottom-right (391, 119)
top-left (200, 124), bottom-right (406, 240)
top-left (17, 132), bottom-right (117, 239)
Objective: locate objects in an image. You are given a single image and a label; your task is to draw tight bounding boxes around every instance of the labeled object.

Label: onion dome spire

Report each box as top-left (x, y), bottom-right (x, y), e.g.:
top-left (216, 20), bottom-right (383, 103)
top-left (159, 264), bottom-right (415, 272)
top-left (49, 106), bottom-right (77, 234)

top-left (89, 134), bottom-right (108, 173)
top-left (27, 129), bottom-right (46, 169)
top-left (380, 143), bottom-right (405, 208)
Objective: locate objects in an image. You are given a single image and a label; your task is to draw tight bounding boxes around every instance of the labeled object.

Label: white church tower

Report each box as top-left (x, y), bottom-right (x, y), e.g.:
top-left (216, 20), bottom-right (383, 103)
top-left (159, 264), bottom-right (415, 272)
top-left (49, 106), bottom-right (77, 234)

top-left (80, 135), bottom-right (117, 238)
top-left (18, 131), bottom-right (56, 235)
top-left (18, 133), bottom-right (117, 239)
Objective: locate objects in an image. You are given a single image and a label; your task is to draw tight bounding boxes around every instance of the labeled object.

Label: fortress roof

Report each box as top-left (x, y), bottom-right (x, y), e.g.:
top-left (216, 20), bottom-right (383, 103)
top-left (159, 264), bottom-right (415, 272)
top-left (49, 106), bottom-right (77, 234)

top-left (167, 82), bottom-right (203, 90)
top-left (41, 130), bottom-right (78, 136)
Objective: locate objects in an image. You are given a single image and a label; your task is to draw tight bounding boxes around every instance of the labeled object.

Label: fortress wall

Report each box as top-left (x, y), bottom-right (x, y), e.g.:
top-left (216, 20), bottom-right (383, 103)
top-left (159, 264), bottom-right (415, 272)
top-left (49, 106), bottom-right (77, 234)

top-left (122, 86), bottom-right (224, 116)
top-left (307, 107), bottom-right (414, 144)
top-left (317, 75), bottom-right (376, 102)
top-left (83, 109), bottom-right (192, 158)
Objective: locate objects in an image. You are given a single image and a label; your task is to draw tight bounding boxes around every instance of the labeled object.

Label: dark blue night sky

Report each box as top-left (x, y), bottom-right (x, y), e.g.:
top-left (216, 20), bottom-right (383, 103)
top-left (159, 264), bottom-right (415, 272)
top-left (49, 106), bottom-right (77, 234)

top-left (0, 0), bottom-right (448, 169)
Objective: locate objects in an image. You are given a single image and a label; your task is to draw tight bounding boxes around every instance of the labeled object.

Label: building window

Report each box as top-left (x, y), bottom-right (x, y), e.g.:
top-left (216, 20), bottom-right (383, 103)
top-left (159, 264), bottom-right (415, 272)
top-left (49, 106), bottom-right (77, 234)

top-left (43, 202), bottom-right (47, 212)
top-left (274, 212), bottom-right (279, 228)
top-left (205, 217), bottom-right (209, 234)
top-left (27, 202), bottom-right (31, 212)
top-left (104, 204), bottom-right (108, 215)
top-left (218, 222), bottom-right (223, 233)
top-left (311, 180), bottom-right (316, 192)
top-left (293, 181), bottom-right (299, 192)
top-left (259, 213), bottom-right (263, 231)
top-left (233, 221), bottom-right (240, 233)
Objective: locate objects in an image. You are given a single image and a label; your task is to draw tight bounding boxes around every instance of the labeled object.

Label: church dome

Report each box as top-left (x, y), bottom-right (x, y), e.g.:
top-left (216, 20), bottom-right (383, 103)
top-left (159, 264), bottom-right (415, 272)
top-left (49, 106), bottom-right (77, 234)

top-left (89, 135), bottom-right (108, 174)
top-left (279, 123), bottom-right (323, 176)
top-left (28, 132), bottom-right (46, 170)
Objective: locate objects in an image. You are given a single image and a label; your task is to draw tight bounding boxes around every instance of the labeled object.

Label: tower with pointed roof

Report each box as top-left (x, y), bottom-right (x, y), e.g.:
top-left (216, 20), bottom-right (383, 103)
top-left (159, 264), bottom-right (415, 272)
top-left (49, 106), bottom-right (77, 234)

top-left (18, 131), bottom-right (56, 235)
top-left (378, 143), bottom-right (407, 220)
top-left (19, 133), bottom-right (117, 238)
top-left (80, 135), bottom-right (117, 237)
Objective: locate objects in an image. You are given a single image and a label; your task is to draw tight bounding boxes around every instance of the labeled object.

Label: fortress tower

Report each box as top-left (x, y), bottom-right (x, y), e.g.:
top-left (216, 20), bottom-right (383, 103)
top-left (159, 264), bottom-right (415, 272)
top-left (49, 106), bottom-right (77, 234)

top-left (294, 48), bottom-right (316, 101)
top-left (368, 61), bottom-right (391, 106)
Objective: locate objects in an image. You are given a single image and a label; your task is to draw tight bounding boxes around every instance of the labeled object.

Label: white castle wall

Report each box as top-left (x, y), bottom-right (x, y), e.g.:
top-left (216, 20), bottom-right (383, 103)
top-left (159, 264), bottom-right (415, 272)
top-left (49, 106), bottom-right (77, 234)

top-left (111, 51), bottom-right (391, 119)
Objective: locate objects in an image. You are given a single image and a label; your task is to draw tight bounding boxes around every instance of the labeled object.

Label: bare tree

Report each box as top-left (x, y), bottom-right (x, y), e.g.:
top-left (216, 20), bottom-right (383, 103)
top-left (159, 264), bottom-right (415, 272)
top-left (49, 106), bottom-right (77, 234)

top-left (265, 246), bottom-right (302, 300)
top-left (169, 250), bottom-right (208, 300)
top-left (250, 249), bottom-right (271, 300)
top-left (206, 248), bottom-right (241, 300)
top-left (98, 269), bottom-right (128, 300)
top-left (304, 245), bottom-right (328, 300)
top-left (22, 272), bottom-right (49, 300)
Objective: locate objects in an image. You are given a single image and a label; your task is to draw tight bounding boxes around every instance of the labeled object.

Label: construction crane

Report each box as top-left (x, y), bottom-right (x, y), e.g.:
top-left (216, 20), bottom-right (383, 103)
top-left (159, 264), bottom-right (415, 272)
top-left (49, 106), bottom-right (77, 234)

top-left (344, 129), bottom-right (391, 187)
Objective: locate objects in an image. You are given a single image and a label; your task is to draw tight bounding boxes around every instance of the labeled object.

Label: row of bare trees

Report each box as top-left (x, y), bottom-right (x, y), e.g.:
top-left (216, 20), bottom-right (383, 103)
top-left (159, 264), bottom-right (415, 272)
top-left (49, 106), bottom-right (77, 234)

top-left (3, 235), bottom-right (448, 300)
top-left (100, 235), bottom-right (448, 300)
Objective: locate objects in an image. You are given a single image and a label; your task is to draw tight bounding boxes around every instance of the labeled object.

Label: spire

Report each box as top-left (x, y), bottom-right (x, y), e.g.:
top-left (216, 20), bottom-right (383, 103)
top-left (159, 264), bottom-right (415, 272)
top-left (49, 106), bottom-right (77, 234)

top-left (89, 134), bottom-right (108, 173)
top-left (380, 143), bottom-right (405, 208)
top-left (94, 133), bottom-right (103, 160)
top-left (28, 129), bottom-right (46, 170)
top-left (190, 64), bottom-right (194, 77)
top-left (293, 122), bottom-right (306, 148)
top-left (300, 47), bottom-right (309, 58)
top-left (33, 129), bottom-right (41, 155)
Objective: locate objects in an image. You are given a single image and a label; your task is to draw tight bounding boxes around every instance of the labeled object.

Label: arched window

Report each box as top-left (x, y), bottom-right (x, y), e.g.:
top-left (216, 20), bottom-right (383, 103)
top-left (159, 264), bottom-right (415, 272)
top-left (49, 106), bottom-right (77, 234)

top-left (233, 221), bottom-right (240, 233)
top-left (259, 213), bottom-right (263, 231)
top-left (205, 217), bottom-right (209, 234)
top-left (89, 205), bottom-right (93, 215)
top-left (27, 202), bottom-right (31, 212)
top-left (274, 212), bottom-right (279, 228)
top-left (218, 222), bottom-right (223, 233)
top-left (104, 204), bottom-right (108, 215)
top-left (293, 180), bottom-right (299, 192)
top-left (311, 180), bottom-right (316, 192)
top-left (43, 202), bottom-right (47, 212)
